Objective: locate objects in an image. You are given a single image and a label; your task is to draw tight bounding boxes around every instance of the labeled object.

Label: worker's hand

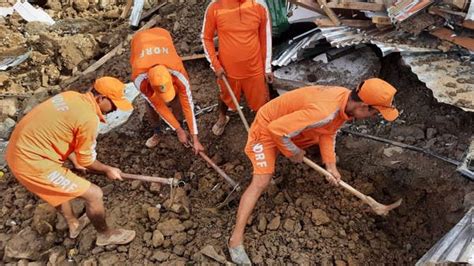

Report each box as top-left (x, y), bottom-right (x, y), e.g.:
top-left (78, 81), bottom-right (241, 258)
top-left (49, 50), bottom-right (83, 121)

top-left (325, 163), bottom-right (341, 186)
top-left (192, 135), bottom-right (205, 155)
top-left (289, 150), bottom-right (306, 163)
top-left (68, 153), bottom-right (87, 174)
top-left (265, 72), bottom-right (274, 84)
top-left (105, 166), bottom-right (123, 181)
top-left (176, 128), bottom-right (188, 145)
top-left (215, 68), bottom-right (226, 79)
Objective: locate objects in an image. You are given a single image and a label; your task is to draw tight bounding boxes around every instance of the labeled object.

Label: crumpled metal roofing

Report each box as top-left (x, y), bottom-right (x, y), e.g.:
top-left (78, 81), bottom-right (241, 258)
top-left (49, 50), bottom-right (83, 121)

top-left (416, 207), bottom-right (474, 265)
top-left (272, 30), bottom-right (325, 66)
top-left (401, 53), bottom-right (474, 113)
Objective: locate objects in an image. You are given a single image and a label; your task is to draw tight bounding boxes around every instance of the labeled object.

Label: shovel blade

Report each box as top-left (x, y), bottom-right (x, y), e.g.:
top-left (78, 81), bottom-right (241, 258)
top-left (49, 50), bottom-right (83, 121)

top-left (367, 197), bottom-right (403, 216)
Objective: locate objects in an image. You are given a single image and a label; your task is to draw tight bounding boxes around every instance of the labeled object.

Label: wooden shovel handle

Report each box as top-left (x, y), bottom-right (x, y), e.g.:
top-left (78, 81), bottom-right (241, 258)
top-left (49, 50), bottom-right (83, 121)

top-left (302, 157), bottom-right (370, 203)
top-left (121, 173), bottom-right (175, 185)
top-left (197, 151), bottom-right (240, 190)
top-left (222, 76), bottom-right (250, 131)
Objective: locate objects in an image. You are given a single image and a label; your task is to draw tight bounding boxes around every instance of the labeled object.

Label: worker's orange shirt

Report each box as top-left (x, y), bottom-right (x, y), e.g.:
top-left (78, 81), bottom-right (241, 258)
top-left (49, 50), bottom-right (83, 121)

top-left (130, 28), bottom-right (198, 134)
top-left (6, 91), bottom-right (105, 174)
top-left (254, 86), bottom-right (351, 164)
top-left (201, 0), bottom-right (272, 79)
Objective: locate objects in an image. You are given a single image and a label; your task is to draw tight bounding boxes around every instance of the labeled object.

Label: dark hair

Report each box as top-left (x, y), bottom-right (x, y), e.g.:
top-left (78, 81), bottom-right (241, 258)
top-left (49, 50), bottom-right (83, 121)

top-left (90, 88), bottom-right (101, 97)
top-left (350, 88), bottom-right (362, 102)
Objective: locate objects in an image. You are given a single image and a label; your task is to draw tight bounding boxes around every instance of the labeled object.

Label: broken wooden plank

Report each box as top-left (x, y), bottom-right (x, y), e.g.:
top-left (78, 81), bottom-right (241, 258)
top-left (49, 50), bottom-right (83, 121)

top-left (315, 18), bottom-right (373, 28)
top-left (463, 20), bottom-right (474, 30)
top-left (430, 27), bottom-right (474, 51)
top-left (288, 0), bottom-right (324, 14)
top-left (372, 16), bottom-right (392, 25)
top-left (181, 54), bottom-right (206, 61)
top-left (61, 16), bottom-right (159, 88)
top-left (326, 1), bottom-right (385, 11)
top-left (317, 0), bottom-right (342, 26)
top-left (121, 0), bottom-right (133, 19)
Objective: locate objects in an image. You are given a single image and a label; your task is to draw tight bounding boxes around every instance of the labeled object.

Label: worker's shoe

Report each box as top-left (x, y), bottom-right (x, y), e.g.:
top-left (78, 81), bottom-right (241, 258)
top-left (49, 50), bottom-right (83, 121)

top-left (96, 229), bottom-right (136, 246)
top-left (212, 116), bottom-right (230, 136)
top-left (228, 244), bottom-right (252, 265)
top-left (69, 214), bottom-right (90, 239)
top-left (145, 133), bottom-right (160, 148)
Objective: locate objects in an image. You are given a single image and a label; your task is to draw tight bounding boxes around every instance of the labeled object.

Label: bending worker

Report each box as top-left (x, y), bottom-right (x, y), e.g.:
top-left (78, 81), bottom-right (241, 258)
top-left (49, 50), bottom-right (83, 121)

top-left (130, 27), bottom-right (204, 152)
top-left (6, 77), bottom-right (136, 246)
top-left (201, 0), bottom-right (273, 136)
top-left (228, 78), bottom-right (399, 264)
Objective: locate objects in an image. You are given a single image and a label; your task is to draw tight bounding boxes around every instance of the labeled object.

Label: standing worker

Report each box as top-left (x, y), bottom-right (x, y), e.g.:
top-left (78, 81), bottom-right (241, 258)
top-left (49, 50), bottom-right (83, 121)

top-left (6, 77), bottom-right (136, 246)
top-left (228, 78), bottom-right (399, 264)
top-left (131, 27), bottom-right (204, 153)
top-left (201, 0), bottom-right (273, 136)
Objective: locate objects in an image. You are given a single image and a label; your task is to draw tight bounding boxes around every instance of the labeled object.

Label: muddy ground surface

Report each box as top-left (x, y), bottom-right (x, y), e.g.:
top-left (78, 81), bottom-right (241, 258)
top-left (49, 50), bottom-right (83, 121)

top-left (1, 0), bottom-right (474, 265)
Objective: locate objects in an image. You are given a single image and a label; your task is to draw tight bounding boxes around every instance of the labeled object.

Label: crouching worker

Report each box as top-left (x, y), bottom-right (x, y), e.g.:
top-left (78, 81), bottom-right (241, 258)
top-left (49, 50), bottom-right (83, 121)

top-left (130, 27), bottom-right (204, 153)
top-left (228, 78), bottom-right (399, 264)
top-left (6, 77), bottom-right (136, 246)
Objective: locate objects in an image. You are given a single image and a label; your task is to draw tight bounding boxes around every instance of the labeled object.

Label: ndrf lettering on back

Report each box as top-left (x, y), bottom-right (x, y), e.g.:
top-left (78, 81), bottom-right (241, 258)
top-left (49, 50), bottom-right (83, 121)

top-left (47, 171), bottom-right (79, 192)
top-left (252, 143), bottom-right (267, 168)
top-left (139, 47), bottom-right (170, 58)
top-left (51, 95), bottom-right (69, 112)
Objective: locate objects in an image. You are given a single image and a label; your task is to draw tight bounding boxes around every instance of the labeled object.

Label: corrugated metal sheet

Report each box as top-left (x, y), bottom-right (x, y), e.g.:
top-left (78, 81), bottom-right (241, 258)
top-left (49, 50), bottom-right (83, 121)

top-left (416, 207), bottom-right (474, 265)
top-left (402, 53), bottom-right (474, 113)
top-left (272, 30), bottom-right (326, 66)
top-left (467, 0), bottom-right (474, 21)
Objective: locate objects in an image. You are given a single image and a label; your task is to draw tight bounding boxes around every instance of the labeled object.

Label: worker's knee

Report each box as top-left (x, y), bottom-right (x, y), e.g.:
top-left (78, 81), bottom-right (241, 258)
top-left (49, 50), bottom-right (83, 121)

top-left (81, 184), bottom-right (103, 204)
top-left (250, 174), bottom-right (272, 191)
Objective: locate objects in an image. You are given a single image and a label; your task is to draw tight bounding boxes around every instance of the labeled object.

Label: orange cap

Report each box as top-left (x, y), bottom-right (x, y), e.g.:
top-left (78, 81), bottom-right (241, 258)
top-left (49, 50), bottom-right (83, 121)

top-left (358, 78), bottom-right (399, 121)
top-left (147, 65), bottom-right (175, 103)
top-left (94, 77), bottom-right (133, 111)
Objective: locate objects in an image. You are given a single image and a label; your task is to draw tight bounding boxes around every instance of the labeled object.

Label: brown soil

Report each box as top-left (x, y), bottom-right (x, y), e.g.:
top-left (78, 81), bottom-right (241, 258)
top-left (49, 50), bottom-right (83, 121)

top-left (1, 1), bottom-right (473, 265)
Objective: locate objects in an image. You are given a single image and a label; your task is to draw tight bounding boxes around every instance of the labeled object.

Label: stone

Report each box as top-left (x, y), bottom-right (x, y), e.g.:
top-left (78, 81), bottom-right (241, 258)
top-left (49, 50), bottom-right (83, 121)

top-left (81, 258), bottom-right (97, 266)
top-left (426, 128), bottom-right (437, 139)
top-left (321, 228), bottom-right (336, 238)
top-left (73, 0), bottom-right (89, 11)
top-left (383, 147), bottom-right (404, 158)
top-left (156, 219), bottom-right (185, 236)
top-left (335, 259), bottom-right (347, 266)
top-left (151, 250), bottom-right (170, 262)
top-left (56, 213), bottom-right (68, 232)
top-left (97, 252), bottom-right (120, 265)
top-left (71, 199), bottom-right (85, 215)
top-left (130, 180), bottom-right (142, 190)
top-left (58, 34), bottom-right (99, 71)
top-left (463, 192), bottom-right (474, 209)
top-left (79, 230), bottom-right (96, 254)
top-left (149, 182), bottom-right (162, 193)
top-left (0, 233), bottom-right (11, 258)
top-left (311, 209), bottom-right (331, 226)
top-left (32, 203), bottom-right (57, 235)
top-left (283, 219), bottom-right (295, 232)
top-left (0, 118), bottom-right (16, 139)
top-left (267, 216), bottom-right (281, 230)
top-left (4, 227), bottom-right (44, 260)
top-left (22, 88), bottom-right (49, 115)
top-left (173, 245), bottom-right (185, 256)
top-left (48, 246), bottom-right (66, 265)
top-left (390, 126), bottom-right (425, 140)
top-left (199, 245), bottom-right (227, 264)
top-left (257, 215), bottom-right (267, 232)
top-left (152, 230), bottom-right (164, 247)
top-left (46, 0), bottom-right (62, 10)
top-left (147, 206), bottom-right (160, 222)
top-left (171, 232), bottom-right (188, 245)
top-left (101, 184), bottom-right (114, 196)
top-left (0, 98), bottom-right (18, 119)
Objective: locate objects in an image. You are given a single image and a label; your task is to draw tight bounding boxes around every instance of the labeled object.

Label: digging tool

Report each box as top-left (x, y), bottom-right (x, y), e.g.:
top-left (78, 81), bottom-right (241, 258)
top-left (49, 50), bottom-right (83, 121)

top-left (121, 173), bottom-right (183, 186)
top-left (303, 157), bottom-right (402, 216)
top-left (222, 76), bottom-right (250, 131)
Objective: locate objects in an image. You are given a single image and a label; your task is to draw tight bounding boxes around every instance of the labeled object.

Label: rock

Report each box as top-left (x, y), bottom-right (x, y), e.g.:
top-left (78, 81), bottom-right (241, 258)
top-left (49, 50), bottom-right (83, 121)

top-left (58, 34), bottom-right (99, 71)
top-left (463, 192), bottom-right (474, 209)
top-left (0, 233), bottom-right (11, 258)
top-left (171, 232), bottom-right (188, 245)
top-left (101, 184), bottom-right (114, 196)
top-left (267, 216), bottom-right (281, 230)
top-left (71, 199), bottom-right (85, 215)
top-left (199, 245), bottom-right (227, 264)
top-left (55, 213), bottom-right (68, 232)
top-left (46, 0), bottom-right (62, 10)
top-left (48, 246), bottom-right (66, 265)
top-left (257, 215), bottom-right (267, 232)
top-left (152, 230), bottom-right (164, 247)
top-left (173, 245), bottom-right (185, 256)
top-left (335, 259), bottom-right (347, 266)
top-left (383, 147), bottom-right (404, 158)
top-left (283, 219), bottom-right (295, 232)
top-left (81, 258), bottom-right (97, 266)
top-left (151, 250), bottom-right (170, 262)
top-left (130, 180), bottom-right (142, 190)
top-left (0, 118), bottom-right (16, 139)
top-left (147, 206), bottom-right (160, 222)
top-left (0, 98), bottom-right (18, 119)
top-left (426, 128), bottom-right (437, 139)
top-left (321, 228), bottom-right (335, 238)
top-left (79, 230), bottom-right (96, 254)
top-left (156, 219), bottom-right (185, 236)
top-left (158, 158), bottom-right (176, 169)
top-left (98, 252), bottom-right (120, 265)
top-left (73, 0), bottom-right (89, 11)
top-left (149, 182), bottom-right (162, 193)
top-left (32, 203), bottom-right (57, 235)
top-left (22, 88), bottom-right (49, 115)
top-left (5, 227), bottom-right (45, 260)
top-left (390, 126), bottom-right (424, 140)
top-left (311, 209), bottom-right (331, 226)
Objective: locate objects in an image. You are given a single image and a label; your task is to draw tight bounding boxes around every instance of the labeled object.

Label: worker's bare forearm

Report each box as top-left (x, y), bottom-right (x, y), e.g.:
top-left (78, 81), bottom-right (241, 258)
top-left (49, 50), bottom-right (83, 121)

top-left (85, 160), bottom-right (113, 174)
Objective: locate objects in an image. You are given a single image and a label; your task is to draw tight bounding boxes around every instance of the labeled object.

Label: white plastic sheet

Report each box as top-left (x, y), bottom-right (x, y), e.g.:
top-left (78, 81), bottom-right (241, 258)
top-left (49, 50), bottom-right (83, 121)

top-left (12, 1), bottom-right (55, 25)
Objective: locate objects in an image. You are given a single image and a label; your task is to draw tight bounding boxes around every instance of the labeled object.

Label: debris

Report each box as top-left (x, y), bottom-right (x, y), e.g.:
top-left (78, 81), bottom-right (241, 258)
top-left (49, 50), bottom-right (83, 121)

top-left (200, 245), bottom-right (228, 264)
top-left (388, 0), bottom-right (434, 23)
top-left (311, 209), bottom-right (331, 225)
top-left (0, 118), bottom-right (16, 139)
top-left (430, 27), bottom-right (474, 51)
top-left (0, 7), bottom-right (14, 17)
top-left (0, 50), bottom-right (31, 71)
top-left (12, 1), bottom-right (55, 25)
top-left (129, 0), bottom-right (144, 27)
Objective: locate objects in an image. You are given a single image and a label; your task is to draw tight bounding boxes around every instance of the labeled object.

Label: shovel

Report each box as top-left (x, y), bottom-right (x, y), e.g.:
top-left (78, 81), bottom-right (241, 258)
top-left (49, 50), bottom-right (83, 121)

top-left (121, 173), bottom-right (183, 186)
top-left (303, 157), bottom-right (402, 216)
top-left (222, 76), bottom-right (250, 131)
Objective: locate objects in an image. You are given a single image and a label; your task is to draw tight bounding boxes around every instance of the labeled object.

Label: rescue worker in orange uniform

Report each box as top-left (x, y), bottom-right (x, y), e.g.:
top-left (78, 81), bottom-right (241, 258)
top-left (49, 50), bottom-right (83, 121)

top-left (130, 27), bottom-right (204, 152)
top-left (227, 78), bottom-right (399, 264)
top-left (6, 77), bottom-right (136, 246)
top-left (201, 0), bottom-right (273, 136)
